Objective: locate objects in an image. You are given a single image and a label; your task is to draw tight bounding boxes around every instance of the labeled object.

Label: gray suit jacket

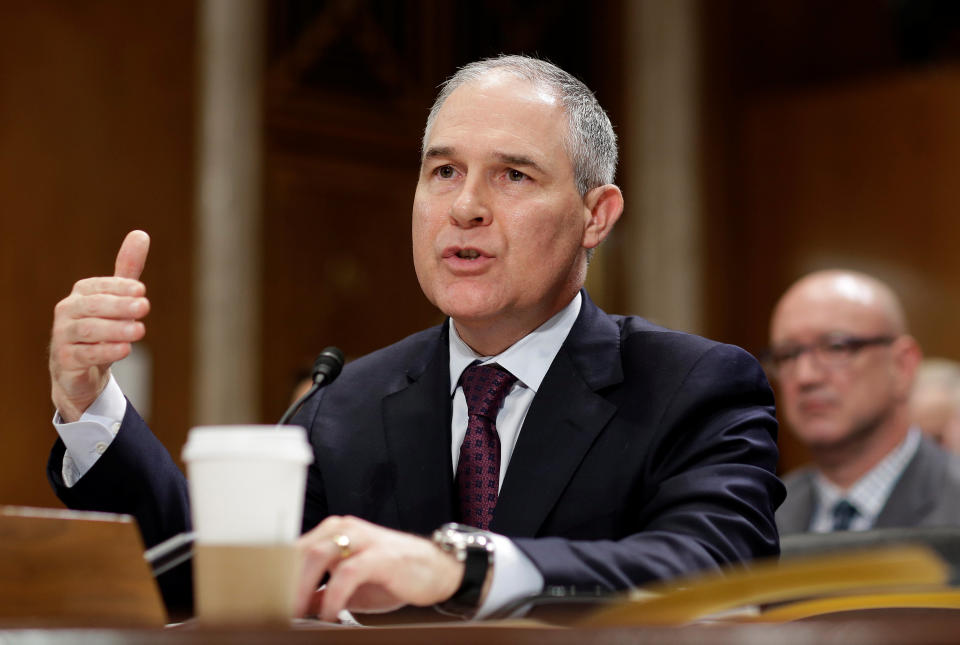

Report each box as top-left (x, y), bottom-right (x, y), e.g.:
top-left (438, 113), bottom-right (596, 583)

top-left (777, 435), bottom-right (960, 535)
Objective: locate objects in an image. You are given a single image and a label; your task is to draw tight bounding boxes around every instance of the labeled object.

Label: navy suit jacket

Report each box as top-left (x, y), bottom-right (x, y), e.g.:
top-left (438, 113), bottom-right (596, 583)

top-left (49, 291), bottom-right (784, 608)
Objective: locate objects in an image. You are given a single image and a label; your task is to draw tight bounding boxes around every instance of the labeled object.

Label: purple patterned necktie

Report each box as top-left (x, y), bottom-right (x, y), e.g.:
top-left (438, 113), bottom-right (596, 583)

top-left (456, 364), bottom-right (517, 530)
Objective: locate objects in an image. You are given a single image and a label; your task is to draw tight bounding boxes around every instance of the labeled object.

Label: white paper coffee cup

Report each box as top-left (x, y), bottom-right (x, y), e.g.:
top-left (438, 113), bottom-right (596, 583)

top-left (182, 425), bottom-right (314, 544)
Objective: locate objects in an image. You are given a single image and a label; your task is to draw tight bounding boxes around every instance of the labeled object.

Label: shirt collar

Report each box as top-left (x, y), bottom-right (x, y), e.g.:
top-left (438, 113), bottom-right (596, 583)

top-left (813, 428), bottom-right (922, 520)
top-left (448, 292), bottom-right (582, 395)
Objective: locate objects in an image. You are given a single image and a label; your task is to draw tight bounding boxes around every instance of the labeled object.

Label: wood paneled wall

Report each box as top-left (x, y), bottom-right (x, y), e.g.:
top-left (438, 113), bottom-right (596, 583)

top-left (0, 4), bottom-right (195, 505)
top-left (722, 67), bottom-right (960, 473)
top-left (6, 0), bottom-right (956, 502)
top-left (0, 0), bottom-right (625, 509)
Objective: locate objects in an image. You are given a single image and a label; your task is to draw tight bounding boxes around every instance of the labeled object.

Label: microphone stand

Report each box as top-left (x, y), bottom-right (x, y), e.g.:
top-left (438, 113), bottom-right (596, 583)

top-left (278, 347), bottom-right (344, 425)
top-left (144, 346), bottom-right (344, 578)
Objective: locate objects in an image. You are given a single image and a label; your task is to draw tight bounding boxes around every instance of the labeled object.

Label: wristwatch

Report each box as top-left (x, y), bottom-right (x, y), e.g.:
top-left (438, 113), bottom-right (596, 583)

top-left (431, 522), bottom-right (495, 615)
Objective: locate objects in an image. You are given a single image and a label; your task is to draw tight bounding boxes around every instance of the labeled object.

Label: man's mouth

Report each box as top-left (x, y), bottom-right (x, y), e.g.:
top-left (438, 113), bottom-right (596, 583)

top-left (443, 246), bottom-right (489, 260)
top-left (797, 396), bottom-right (835, 415)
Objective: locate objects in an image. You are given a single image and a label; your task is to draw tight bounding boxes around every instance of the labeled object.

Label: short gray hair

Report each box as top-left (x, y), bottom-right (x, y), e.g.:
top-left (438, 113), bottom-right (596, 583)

top-left (422, 55), bottom-right (618, 196)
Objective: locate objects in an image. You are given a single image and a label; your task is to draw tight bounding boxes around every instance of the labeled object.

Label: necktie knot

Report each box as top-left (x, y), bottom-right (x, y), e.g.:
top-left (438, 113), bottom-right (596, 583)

top-left (461, 364), bottom-right (517, 420)
top-left (831, 498), bottom-right (859, 531)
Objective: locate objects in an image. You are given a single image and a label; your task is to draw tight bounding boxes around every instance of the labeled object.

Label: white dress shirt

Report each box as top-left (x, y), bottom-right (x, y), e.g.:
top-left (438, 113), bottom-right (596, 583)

top-left (53, 375), bottom-right (126, 487)
top-left (445, 292), bottom-right (581, 617)
top-left (809, 428), bottom-right (921, 533)
top-left (53, 292), bottom-right (583, 619)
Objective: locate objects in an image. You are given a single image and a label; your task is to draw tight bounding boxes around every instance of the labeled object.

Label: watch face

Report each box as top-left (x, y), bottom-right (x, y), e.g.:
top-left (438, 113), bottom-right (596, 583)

top-left (433, 523), bottom-right (495, 561)
top-left (442, 522), bottom-right (483, 535)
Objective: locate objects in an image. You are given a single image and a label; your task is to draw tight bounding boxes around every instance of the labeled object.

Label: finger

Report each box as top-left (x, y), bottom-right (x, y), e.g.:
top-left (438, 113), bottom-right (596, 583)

top-left (295, 539), bottom-right (341, 617)
top-left (293, 515), bottom-right (370, 617)
top-left (320, 551), bottom-right (385, 622)
top-left (51, 342), bottom-right (133, 371)
top-left (56, 319), bottom-right (145, 346)
top-left (57, 293), bottom-right (150, 321)
top-left (305, 587), bottom-right (326, 619)
top-left (113, 230), bottom-right (150, 280)
top-left (72, 277), bottom-right (146, 298)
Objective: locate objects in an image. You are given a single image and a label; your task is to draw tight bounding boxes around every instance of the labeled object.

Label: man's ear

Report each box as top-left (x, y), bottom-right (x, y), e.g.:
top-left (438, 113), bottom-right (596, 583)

top-left (893, 335), bottom-right (923, 400)
top-left (582, 184), bottom-right (624, 250)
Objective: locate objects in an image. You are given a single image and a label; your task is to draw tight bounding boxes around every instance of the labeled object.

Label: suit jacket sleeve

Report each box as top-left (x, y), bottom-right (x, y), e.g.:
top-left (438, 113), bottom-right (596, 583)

top-left (511, 342), bottom-right (783, 590)
top-left (47, 400), bottom-right (193, 610)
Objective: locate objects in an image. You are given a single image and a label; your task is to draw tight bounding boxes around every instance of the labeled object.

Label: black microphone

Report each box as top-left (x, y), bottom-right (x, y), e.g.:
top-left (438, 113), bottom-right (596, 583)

top-left (147, 345), bottom-right (344, 579)
top-left (278, 346), bottom-right (344, 425)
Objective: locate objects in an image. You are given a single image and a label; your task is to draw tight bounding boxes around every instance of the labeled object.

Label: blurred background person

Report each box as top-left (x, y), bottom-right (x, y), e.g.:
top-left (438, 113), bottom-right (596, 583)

top-left (911, 358), bottom-right (960, 455)
top-left (766, 270), bottom-right (960, 535)
top-left (289, 368), bottom-right (315, 407)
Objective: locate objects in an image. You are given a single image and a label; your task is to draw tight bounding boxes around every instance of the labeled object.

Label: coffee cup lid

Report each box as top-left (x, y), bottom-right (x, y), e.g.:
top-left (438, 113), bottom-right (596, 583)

top-left (182, 425), bottom-right (314, 464)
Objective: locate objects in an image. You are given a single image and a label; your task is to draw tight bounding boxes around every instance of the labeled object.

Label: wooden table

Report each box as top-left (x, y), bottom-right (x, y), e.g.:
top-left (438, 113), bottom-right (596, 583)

top-left (3, 610), bottom-right (960, 645)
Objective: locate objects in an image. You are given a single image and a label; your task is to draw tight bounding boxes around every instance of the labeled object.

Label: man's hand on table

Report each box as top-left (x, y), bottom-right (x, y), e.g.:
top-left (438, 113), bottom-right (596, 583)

top-left (296, 515), bottom-right (464, 622)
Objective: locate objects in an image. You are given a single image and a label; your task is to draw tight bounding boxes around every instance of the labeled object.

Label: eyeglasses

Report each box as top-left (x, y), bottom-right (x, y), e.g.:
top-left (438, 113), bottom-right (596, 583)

top-left (761, 334), bottom-right (896, 378)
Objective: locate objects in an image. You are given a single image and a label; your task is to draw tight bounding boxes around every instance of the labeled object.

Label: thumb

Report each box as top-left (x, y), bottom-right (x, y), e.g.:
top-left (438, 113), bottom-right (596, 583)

top-left (114, 230), bottom-right (151, 279)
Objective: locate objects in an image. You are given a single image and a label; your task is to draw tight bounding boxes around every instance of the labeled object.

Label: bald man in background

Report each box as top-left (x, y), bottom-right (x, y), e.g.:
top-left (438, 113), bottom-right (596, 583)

top-left (767, 270), bottom-right (960, 535)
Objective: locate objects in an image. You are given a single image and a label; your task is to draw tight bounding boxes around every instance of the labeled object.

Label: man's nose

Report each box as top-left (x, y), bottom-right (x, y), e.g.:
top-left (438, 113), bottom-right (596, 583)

top-left (449, 177), bottom-right (492, 227)
top-left (791, 349), bottom-right (826, 385)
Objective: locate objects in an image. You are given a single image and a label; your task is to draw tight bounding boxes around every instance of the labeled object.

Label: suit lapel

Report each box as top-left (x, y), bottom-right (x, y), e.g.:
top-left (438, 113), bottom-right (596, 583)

top-left (875, 437), bottom-right (944, 528)
top-left (381, 327), bottom-right (455, 534)
top-left (491, 292), bottom-right (622, 537)
top-left (778, 471), bottom-right (817, 534)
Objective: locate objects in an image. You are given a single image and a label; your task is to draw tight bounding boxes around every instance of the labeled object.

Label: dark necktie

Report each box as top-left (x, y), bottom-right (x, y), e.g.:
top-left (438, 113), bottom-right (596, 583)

top-left (456, 364), bottom-right (517, 530)
top-left (831, 499), bottom-right (859, 531)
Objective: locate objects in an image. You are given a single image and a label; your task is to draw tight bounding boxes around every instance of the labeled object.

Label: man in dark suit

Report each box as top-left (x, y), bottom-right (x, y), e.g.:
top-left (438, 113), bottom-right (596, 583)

top-left (47, 55), bottom-right (783, 620)
top-left (768, 270), bottom-right (960, 535)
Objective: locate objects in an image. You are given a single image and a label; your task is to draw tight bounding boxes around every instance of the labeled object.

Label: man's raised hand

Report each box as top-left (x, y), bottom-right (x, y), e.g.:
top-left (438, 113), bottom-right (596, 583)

top-left (49, 230), bottom-right (151, 422)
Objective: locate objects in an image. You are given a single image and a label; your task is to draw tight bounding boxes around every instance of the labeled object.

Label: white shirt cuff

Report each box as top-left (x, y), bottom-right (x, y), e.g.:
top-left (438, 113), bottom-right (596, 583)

top-left (52, 374), bottom-right (127, 487)
top-left (474, 534), bottom-right (544, 619)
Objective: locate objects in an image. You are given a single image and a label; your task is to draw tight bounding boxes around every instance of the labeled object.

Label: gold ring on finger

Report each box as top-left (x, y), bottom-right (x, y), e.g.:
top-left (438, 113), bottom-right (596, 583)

top-left (332, 533), bottom-right (352, 559)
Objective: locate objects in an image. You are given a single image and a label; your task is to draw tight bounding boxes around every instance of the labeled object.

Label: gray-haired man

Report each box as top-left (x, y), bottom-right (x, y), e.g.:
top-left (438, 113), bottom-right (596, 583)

top-left (48, 55), bottom-right (783, 620)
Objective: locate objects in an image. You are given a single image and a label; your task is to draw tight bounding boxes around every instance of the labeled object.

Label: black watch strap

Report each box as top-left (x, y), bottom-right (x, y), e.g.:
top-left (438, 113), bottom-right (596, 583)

top-left (432, 523), bottom-right (494, 616)
top-left (448, 538), bottom-right (489, 608)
